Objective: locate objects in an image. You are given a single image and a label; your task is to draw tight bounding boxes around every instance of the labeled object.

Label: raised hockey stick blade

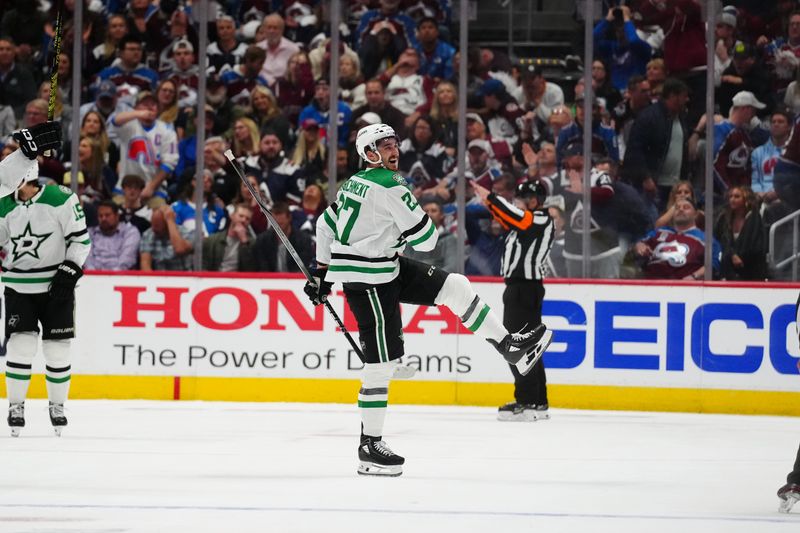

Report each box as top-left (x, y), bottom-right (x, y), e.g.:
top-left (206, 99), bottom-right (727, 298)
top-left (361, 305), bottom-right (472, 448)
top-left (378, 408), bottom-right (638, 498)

top-left (224, 150), bottom-right (365, 361)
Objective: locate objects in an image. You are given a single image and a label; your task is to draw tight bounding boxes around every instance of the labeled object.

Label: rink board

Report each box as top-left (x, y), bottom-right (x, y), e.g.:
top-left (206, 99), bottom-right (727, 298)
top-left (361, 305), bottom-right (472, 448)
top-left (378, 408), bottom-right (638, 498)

top-left (1, 272), bottom-right (799, 415)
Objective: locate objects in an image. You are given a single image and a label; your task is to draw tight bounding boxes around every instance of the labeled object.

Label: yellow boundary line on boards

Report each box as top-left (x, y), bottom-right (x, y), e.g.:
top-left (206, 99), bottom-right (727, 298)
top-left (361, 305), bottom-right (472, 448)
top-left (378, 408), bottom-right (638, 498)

top-left (2, 375), bottom-right (799, 416)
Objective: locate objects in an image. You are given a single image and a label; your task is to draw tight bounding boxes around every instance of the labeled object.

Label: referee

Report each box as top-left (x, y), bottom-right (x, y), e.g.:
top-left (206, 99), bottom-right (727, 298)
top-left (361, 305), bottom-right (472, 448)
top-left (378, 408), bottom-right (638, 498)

top-left (475, 180), bottom-right (555, 421)
top-left (777, 293), bottom-right (800, 512)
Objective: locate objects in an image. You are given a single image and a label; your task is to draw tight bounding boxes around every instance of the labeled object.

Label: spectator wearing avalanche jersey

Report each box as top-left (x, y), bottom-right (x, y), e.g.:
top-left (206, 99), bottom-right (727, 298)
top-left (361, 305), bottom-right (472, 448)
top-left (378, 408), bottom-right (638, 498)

top-left (692, 91), bottom-right (765, 194)
top-left (414, 16), bottom-right (455, 81)
top-left (207, 16), bottom-right (247, 76)
top-left (96, 36), bottom-right (159, 107)
top-left (634, 198), bottom-right (721, 280)
top-left (354, 0), bottom-right (418, 51)
top-left (220, 45), bottom-right (269, 107)
top-left (774, 110), bottom-right (800, 212)
top-left (108, 91), bottom-right (178, 208)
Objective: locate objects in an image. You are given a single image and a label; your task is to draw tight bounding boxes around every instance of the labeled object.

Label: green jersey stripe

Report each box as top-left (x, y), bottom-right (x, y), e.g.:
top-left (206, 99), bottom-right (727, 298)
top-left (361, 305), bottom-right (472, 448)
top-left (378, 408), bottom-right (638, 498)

top-left (46, 375), bottom-right (71, 384)
top-left (329, 265), bottom-right (396, 274)
top-left (357, 400), bottom-right (389, 408)
top-left (5, 372), bottom-right (31, 381)
top-left (368, 289), bottom-right (387, 362)
top-left (408, 223), bottom-right (435, 247)
top-left (467, 304), bottom-right (491, 333)
top-left (2, 276), bottom-right (55, 283)
top-left (323, 210), bottom-right (338, 237)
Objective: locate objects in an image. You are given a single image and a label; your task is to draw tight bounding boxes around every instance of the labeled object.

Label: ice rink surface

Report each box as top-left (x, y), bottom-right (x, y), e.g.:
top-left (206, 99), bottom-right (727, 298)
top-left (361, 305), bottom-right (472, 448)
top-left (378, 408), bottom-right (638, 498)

top-left (1, 400), bottom-right (799, 533)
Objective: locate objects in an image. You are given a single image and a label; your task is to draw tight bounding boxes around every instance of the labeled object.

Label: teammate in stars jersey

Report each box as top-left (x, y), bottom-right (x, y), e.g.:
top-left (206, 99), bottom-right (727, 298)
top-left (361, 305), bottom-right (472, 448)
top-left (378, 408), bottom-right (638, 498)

top-left (0, 122), bottom-right (90, 437)
top-left (304, 123), bottom-right (552, 477)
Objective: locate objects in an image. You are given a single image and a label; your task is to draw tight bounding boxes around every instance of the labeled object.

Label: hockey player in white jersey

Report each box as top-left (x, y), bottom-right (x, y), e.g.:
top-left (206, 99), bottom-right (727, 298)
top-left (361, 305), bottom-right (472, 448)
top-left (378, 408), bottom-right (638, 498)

top-left (0, 122), bottom-right (61, 195)
top-left (0, 123), bottom-right (91, 437)
top-left (304, 123), bottom-right (552, 476)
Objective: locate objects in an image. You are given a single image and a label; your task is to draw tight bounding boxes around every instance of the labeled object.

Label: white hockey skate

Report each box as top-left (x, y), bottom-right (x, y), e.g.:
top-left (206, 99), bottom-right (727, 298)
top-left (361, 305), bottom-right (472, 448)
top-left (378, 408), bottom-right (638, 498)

top-left (8, 403), bottom-right (24, 437)
top-left (49, 402), bottom-right (67, 437)
top-left (357, 437), bottom-right (404, 477)
top-left (778, 483), bottom-right (800, 513)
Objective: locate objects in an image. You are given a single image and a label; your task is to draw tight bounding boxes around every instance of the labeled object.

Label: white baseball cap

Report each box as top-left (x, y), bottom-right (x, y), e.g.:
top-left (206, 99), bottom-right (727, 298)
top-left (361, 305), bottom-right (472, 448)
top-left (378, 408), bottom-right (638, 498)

top-left (716, 9), bottom-right (737, 28)
top-left (731, 91), bottom-right (766, 110)
top-left (359, 112), bottom-right (382, 125)
top-left (465, 112), bottom-right (485, 125)
top-left (468, 139), bottom-right (493, 155)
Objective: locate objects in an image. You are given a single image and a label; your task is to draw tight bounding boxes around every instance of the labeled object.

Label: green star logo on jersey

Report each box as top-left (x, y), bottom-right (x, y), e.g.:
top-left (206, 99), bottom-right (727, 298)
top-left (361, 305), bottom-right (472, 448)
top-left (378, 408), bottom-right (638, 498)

top-left (10, 223), bottom-right (52, 262)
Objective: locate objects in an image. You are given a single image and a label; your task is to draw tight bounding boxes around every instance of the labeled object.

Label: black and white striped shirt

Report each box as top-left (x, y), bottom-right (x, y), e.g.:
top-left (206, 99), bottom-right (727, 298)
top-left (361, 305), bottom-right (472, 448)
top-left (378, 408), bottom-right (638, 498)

top-left (485, 193), bottom-right (555, 281)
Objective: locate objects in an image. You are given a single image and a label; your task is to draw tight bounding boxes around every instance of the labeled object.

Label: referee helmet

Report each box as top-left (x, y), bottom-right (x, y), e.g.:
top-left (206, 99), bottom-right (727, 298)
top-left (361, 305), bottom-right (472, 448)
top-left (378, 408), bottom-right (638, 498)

top-left (515, 180), bottom-right (548, 205)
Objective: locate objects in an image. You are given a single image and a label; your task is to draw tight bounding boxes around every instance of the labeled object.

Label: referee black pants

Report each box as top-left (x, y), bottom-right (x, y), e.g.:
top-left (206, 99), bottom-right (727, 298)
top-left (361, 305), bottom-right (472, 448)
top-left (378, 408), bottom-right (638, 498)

top-left (502, 279), bottom-right (547, 405)
top-left (789, 443), bottom-right (800, 485)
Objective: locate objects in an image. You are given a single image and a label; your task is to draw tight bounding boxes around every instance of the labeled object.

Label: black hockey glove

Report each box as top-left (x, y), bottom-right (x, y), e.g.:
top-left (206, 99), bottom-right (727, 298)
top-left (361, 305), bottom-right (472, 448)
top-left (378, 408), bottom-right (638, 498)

top-left (12, 121), bottom-right (62, 160)
top-left (48, 260), bottom-right (83, 300)
top-left (303, 267), bottom-right (332, 306)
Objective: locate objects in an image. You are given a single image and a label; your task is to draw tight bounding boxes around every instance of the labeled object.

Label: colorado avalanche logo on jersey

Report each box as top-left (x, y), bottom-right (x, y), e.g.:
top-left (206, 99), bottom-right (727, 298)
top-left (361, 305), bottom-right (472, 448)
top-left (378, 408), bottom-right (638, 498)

top-left (652, 241), bottom-right (690, 267)
top-left (569, 203), bottom-right (600, 234)
top-left (728, 145), bottom-right (750, 169)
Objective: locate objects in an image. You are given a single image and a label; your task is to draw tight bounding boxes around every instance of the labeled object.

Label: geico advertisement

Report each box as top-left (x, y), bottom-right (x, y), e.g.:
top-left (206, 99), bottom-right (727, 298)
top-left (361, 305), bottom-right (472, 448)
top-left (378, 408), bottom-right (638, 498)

top-left (57, 275), bottom-right (800, 390)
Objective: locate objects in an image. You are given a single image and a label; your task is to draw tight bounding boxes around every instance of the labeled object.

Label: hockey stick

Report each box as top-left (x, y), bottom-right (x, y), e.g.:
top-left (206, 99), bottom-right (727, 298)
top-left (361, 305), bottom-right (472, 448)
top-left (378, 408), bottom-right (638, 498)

top-left (224, 150), bottom-right (365, 361)
top-left (48, 0), bottom-right (64, 122)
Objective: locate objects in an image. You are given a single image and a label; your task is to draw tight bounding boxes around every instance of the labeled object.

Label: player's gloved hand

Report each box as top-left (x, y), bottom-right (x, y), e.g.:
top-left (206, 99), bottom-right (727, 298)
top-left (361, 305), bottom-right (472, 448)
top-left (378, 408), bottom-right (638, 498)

top-left (12, 121), bottom-right (62, 160)
top-left (48, 260), bottom-right (83, 300)
top-left (304, 267), bottom-right (332, 306)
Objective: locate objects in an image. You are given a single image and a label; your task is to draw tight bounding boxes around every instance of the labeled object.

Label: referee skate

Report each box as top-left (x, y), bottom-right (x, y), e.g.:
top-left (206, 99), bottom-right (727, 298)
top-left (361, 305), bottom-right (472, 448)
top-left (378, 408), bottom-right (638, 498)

top-left (778, 483), bottom-right (800, 513)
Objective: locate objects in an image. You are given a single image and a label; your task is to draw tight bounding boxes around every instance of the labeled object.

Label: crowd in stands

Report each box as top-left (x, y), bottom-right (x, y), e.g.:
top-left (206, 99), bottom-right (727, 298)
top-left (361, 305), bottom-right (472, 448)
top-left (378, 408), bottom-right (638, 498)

top-left (1, 0), bottom-right (799, 281)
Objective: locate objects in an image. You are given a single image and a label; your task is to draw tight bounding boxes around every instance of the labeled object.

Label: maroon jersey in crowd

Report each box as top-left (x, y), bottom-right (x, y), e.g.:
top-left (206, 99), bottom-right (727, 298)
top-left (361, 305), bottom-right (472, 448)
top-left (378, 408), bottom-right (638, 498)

top-left (166, 68), bottom-right (200, 108)
top-left (713, 121), bottom-right (754, 189)
top-left (782, 114), bottom-right (800, 166)
top-left (639, 227), bottom-right (721, 279)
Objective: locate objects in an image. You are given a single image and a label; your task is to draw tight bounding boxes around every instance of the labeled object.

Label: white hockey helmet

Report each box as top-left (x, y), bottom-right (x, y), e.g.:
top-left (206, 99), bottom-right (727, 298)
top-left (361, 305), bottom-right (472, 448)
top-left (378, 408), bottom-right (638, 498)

top-left (356, 123), bottom-right (398, 164)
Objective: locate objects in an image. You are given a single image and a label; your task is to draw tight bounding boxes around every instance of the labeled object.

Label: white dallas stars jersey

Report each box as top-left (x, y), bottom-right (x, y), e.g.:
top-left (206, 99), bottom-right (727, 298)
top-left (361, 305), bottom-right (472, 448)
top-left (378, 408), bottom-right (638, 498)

top-left (0, 150), bottom-right (38, 196)
top-left (316, 167), bottom-right (437, 285)
top-left (0, 184), bottom-right (91, 294)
